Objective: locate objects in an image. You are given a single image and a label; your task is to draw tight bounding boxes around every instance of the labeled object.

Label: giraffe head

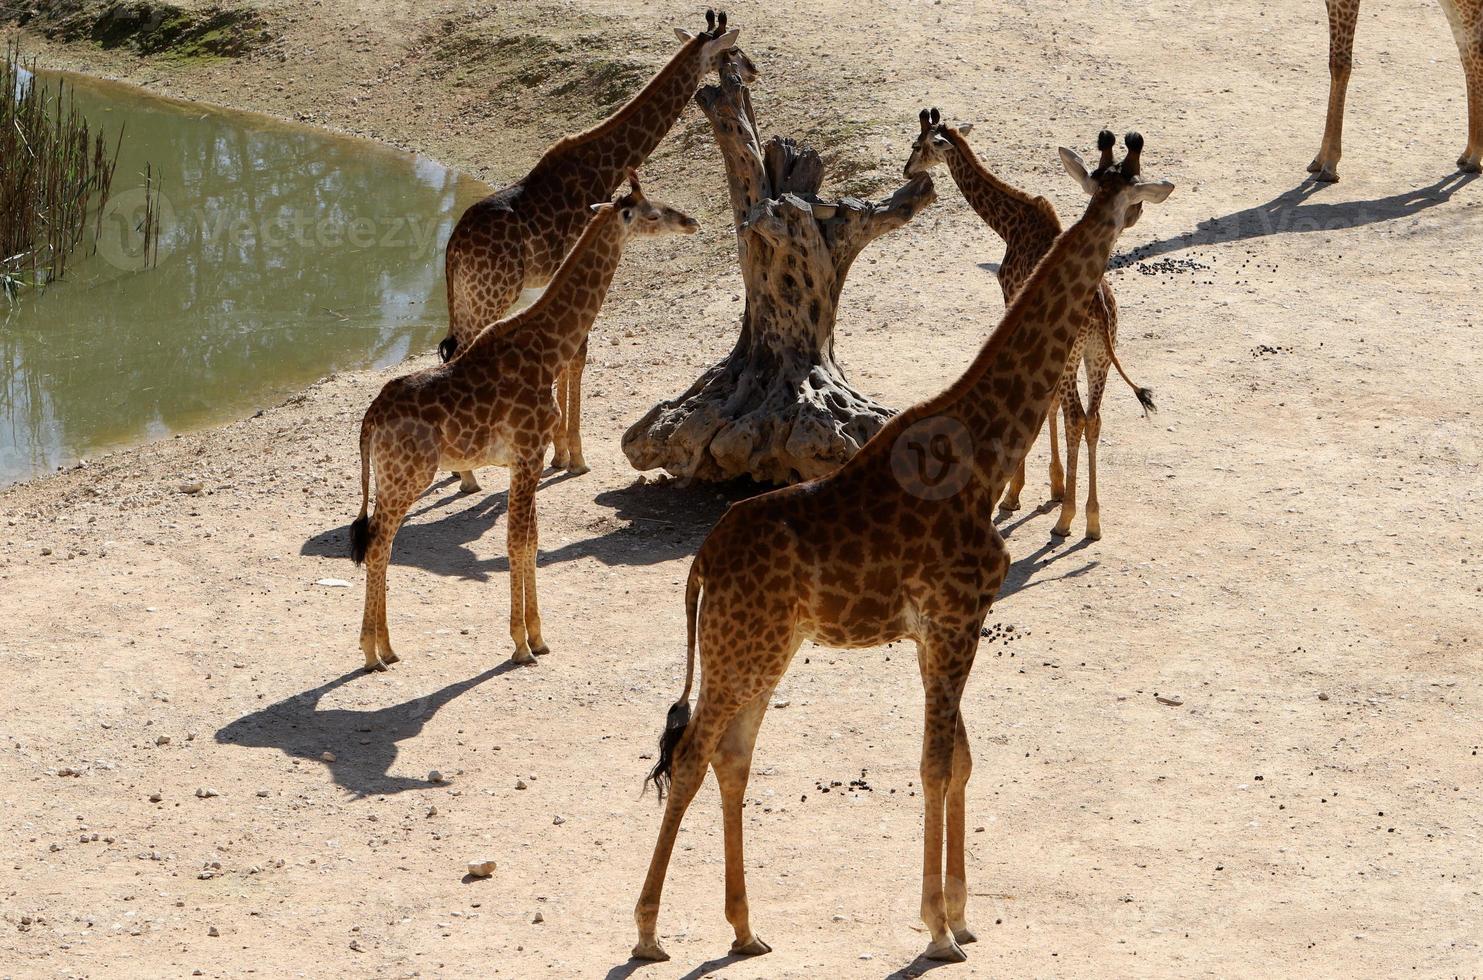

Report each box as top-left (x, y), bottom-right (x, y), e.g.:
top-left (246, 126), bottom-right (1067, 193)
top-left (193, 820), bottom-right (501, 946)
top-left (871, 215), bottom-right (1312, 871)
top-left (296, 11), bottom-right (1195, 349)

top-left (903, 107), bottom-right (973, 177)
top-left (1058, 131), bottom-right (1174, 232)
top-left (674, 9), bottom-right (747, 75)
top-left (591, 170), bottom-right (700, 239)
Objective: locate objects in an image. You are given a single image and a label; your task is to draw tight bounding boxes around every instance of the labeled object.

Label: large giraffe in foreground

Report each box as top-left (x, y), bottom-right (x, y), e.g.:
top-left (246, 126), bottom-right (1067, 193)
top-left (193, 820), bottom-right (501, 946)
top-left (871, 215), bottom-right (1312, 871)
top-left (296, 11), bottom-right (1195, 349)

top-left (630, 132), bottom-right (1173, 964)
top-left (440, 11), bottom-right (745, 490)
top-left (351, 179), bottom-right (698, 669)
top-left (1310, 0), bottom-right (1483, 180)
top-left (905, 107), bottom-right (1155, 540)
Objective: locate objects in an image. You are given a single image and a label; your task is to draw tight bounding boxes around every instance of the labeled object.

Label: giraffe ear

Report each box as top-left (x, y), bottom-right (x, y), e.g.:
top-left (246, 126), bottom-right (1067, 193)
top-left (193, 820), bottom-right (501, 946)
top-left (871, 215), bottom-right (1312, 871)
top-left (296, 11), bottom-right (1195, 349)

top-left (703, 28), bottom-right (739, 55)
top-left (1059, 147), bottom-right (1097, 195)
top-left (674, 27), bottom-right (696, 42)
top-left (1135, 179), bottom-right (1175, 204)
top-left (589, 202), bottom-right (606, 213)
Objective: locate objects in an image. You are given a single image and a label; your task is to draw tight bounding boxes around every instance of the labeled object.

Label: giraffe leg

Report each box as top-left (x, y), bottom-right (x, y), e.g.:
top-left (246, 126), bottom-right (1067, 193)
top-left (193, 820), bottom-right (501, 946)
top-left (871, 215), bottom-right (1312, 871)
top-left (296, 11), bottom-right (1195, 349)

top-left (945, 714), bottom-right (975, 944)
top-left (1082, 351), bottom-right (1110, 540)
top-left (1310, 0), bottom-right (1358, 182)
top-left (506, 459), bottom-right (542, 664)
top-left (1445, 1), bottom-right (1483, 171)
top-left (633, 698), bottom-right (739, 962)
top-left (563, 337), bottom-right (591, 475)
top-left (456, 470), bottom-right (481, 494)
top-left (357, 463), bottom-right (433, 670)
top-left (550, 370), bottom-right (571, 471)
top-left (999, 456), bottom-right (1026, 512)
top-left (1051, 386), bottom-right (1086, 538)
top-left (1046, 397), bottom-right (1065, 503)
top-left (714, 689), bottom-right (774, 956)
top-left (917, 633), bottom-right (975, 963)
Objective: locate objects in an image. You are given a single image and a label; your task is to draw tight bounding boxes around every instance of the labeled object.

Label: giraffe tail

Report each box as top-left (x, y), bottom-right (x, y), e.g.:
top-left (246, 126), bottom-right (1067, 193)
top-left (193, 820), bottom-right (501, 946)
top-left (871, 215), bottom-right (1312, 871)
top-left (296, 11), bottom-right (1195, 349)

top-left (349, 415), bottom-right (372, 565)
top-left (1102, 319), bottom-right (1156, 416)
top-left (645, 556), bottom-right (702, 800)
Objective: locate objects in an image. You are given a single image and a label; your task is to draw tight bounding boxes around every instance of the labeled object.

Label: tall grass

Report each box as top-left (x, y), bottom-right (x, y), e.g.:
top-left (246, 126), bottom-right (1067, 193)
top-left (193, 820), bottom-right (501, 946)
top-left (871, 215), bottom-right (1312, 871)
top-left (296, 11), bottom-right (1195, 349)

top-left (1, 41), bottom-right (124, 299)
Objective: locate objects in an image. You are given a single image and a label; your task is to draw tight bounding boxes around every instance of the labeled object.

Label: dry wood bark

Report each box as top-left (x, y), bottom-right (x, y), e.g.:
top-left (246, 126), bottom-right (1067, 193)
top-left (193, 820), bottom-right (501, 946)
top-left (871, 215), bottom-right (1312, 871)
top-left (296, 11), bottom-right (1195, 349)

top-left (621, 52), bottom-right (936, 483)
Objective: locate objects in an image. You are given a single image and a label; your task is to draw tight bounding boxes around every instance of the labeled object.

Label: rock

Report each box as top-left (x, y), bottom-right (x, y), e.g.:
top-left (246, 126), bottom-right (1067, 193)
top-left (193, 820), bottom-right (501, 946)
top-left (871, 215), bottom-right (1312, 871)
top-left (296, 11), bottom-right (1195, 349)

top-left (467, 860), bottom-right (496, 878)
top-left (207, 925), bottom-right (219, 937)
top-left (316, 578), bottom-right (352, 588)
top-left (148, 791), bottom-right (163, 803)
top-left (515, 779), bottom-right (527, 791)
top-left (1155, 695), bottom-right (1183, 707)
top-left (428, 770), bottom-right (446, 783)
top-left (426, 806), bottom-right (438, 818)
top-left (40, 547), bottom-right (52, 556)
top-left (195, 787), bottom-right (219, 799)
top-left (321, 751), bottom-right (336, 762)
top-left (1318, 692), bottom-right (1330, 701)
top-left (532, 911), bottom-right (544, 924)
top-left (155, 735), bottom-right (171, 746)
top-left (552, 815), bottom-right (565, 826)
top-left (256, 789), bottom-right (270, 798)
top-left (179, 483), bottom-right (204, 495)
top-left (771, 697), bottom-right (791, 708)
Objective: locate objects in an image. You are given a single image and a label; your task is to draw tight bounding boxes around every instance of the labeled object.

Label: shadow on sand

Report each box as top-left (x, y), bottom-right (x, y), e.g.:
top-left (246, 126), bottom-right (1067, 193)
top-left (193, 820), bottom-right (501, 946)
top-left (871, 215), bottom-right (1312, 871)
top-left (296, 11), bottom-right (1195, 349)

top-left (1111, 171), bottom-right (1477, 266)
top-left (215, 665), bottom-right (511, 797)
top-left (302, 474), bottom-right (758, 582)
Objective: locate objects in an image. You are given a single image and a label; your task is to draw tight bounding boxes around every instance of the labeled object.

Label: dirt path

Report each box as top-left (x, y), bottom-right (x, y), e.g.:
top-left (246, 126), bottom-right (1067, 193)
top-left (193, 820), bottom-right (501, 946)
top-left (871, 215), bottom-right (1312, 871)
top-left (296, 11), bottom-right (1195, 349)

top-left (2, 1), bottom-right (1480, 976)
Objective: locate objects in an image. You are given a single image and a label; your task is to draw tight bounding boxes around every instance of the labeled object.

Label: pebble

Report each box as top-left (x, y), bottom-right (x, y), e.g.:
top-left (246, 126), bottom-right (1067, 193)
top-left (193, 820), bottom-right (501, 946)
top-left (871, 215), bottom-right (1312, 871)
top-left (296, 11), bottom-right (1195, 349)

top-left (195, 787), bottom-right (219, 799)
top-left (552, 815), bottom-right (565, 825)
top-left (532, 911), bottom-right (544, 924)
top-left (207, 925), bottom-right (219, 937)
top-left (316, 578), bottom-right (352, 588)
top-left (428, 770), bottom-right (446, 783)
top-left (180, 483), bottom-right (204, 495)
top-left (256, 788), bottom-right (270, 797)
top-left (1155, 695), bottom-right (1183, 707)
top-left (515, 779), bottom-right (527, 791)
top-left (155, 735), bottom-right (171, 746)
top-left (148, 791), bottom-right (163, 803)
top-left (1318, 692), bottom-right (1330, 701)
top-left (467, 860), bottom-right (496, 878)
top-left (322, 751), bottom-right (336, 762)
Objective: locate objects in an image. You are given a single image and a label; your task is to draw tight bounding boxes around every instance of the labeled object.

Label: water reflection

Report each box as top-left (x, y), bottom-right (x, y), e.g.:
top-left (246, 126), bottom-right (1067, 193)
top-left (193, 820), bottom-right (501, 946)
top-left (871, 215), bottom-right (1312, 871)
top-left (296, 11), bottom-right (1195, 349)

top-left (0, 70), bottom-right (489, 486)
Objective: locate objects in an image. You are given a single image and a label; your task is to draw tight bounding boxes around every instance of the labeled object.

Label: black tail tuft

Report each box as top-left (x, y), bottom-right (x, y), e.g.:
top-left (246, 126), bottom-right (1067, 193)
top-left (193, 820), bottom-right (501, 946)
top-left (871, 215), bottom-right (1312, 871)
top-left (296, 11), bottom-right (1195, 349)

top-left (437, 336), bottom-right (458, 363)
top-left (1135, 387), bottom-right (1156, 416)
top-left (349, 514), bottom-right (371, 565)
top-left (645, 699), bottom-right (692, 801)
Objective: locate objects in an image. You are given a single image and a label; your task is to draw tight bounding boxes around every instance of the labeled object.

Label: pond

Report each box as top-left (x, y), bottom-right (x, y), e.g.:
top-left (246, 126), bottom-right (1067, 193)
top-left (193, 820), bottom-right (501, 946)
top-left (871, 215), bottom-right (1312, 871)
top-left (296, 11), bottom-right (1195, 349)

top-left (1, 68), bottom-right (490, 487)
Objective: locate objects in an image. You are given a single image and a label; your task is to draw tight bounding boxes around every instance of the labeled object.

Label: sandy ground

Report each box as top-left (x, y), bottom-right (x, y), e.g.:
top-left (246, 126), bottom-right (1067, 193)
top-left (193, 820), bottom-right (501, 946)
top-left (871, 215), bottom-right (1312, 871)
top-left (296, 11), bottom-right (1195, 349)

top-left (2, 0), bottom-right (1481, 976)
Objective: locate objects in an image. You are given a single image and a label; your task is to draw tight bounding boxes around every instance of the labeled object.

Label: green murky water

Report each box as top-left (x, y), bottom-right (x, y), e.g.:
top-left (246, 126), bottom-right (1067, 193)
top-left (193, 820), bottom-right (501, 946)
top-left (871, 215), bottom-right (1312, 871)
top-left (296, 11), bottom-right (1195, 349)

top-left (1, 69), bottom-right (489, 487)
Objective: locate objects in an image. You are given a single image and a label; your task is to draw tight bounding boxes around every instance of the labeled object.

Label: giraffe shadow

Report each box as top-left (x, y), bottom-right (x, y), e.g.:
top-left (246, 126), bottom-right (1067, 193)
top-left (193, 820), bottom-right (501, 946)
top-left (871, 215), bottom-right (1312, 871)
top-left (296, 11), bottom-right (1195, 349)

top-left (301, 474), bottom-right (758, 582)
top-left (998, 536), bottom-right (1097, 601)
top-left (1111, 170), bottom-right (1477, 266)
top-left (882, 955), bottom-right (963, 979)
top-left (214, 665), bottom-right (510, 798)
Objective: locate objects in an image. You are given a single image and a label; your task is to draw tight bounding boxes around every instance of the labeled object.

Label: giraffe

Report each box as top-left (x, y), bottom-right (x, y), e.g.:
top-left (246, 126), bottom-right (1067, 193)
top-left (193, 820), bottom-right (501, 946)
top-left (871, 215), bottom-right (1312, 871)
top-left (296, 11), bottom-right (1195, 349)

top-left (350, 177), bottom-right (698, 670)
top-left (440, 10), bottom-right (748, 491)
top-left (629, 132), bottom-right (1173, 964)
top-left (904, 108), bottom-right (1155, 540)
top-left (1310, 0), bottom-right (1483, 181)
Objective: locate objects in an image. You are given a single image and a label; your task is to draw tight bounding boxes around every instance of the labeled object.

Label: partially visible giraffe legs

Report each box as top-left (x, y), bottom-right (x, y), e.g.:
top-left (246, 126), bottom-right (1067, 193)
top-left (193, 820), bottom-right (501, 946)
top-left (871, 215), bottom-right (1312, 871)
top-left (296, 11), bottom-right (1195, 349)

top-left (1050, 368), bottom-right (1087, 539)
top-left (714, 688), bottom-right (775, 956)
top-left (358, 450), bottom-right (437, 671)
top-left (1443, 0), bottom-right (1483, 171)
top-left (1310, 0), bottom-right (1359, 182)
top-left (944, 713), bottom-right (975, 945)
top-left (550, 337), bottom-right (591, 474)
top-left (1081, 347), bottom-right (1111, 541)
top-left (505, 456), bottom-right (548, 664)
top-left (999, 397), bottom-right (1062, 513)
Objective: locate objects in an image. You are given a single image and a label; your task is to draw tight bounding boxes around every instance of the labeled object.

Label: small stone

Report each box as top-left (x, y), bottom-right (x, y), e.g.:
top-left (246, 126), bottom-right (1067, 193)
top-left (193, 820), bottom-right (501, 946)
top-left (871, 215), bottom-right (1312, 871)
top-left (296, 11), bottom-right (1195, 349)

top-left (426, 806), bottom-right (438, 818)
top-left (349, 939), bottom-right (362, 952)
top-left (1155, 695), bottom-right (1183, 707)
top-left (155, 735), bottom-right (171, 746)
top-left (467, 860), bottom-right (496, 878)
top-left (832, 913), bottom-right (848, 922)
top-left (195, 787), bottom-right (219, 799)
top-left (321, 751), bottom-right (336, 762)
top-left (515, 779), bottom-right (527, 791)
top-left (148, 791), bottom-right (163, 803)
top-left (1318, 692), bottom-right (1330, 701)
top-left (179, 483), bottom-right (204, 495)
top-left (771, 697), bottom-right (791, 708)
top-left (532, 911), bottom-right (544, 924)
top-left (316, 578), bottom-right (352, 588)
top-left (40, 547), bottom-right (52, 556)
top-left (207, 925), bottom-right (219, 937)
top-left (256, 789), bottom-right (270, 798)
top-left (428, 770), bottom-right (446, 783)
top-left (552, 815), bottom-right (565, 826)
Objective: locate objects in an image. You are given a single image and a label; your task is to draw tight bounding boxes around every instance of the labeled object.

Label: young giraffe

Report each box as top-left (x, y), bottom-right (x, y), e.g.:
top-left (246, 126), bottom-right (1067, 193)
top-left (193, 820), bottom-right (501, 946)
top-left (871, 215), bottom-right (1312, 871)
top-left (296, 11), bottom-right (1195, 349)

top-left (441, 10), bottom-right (747, 490)
top-left (630, 132), bottom-right (1173, 964)
top-left (1310, 0), bottom-right (1483, 181)
top-left (904, 107), bottom-right (1154, 540)
top-left (351, 178), bottom-right (698, 669)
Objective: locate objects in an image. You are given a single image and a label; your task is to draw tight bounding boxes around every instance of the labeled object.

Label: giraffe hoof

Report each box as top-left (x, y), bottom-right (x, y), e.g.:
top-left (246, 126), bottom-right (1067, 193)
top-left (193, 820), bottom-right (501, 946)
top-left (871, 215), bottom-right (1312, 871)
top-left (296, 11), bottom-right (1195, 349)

top-left (1306, 157), bottom-right (1323, 173)
top-left (952, 924), bottom-right (978, 945)
top-left (1310, 167), bottom-right (1339, 184)
top-left (730, 936), bottom-right (771, 956)
top-left (380, 651), bottom-right (400, 665)
top-left (997, 498), bottom-right (1020, 513)
top-left (1459, 156), bottom-right (1482, 174)
top-left (565, 462), bottom-right (591, 476)
top-left (530, 643), bottom-right (550, 657)
top-left (1050, 524), bottom-right (1071, 539)
top-left (511, 648), bottom-right (537, 666)
top-left (924, 936), bottom-right (968, 962)
top-left (363, 659), bottom-right (387, 673)
top-left (1084, 525), bottom-right (1102, 542)
top-left (631, 940), bottom-right (669, 962)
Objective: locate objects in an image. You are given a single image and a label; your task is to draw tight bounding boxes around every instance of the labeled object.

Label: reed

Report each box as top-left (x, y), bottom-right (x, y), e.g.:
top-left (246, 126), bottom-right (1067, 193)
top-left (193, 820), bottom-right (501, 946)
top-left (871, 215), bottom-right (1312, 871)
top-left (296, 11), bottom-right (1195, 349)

top-left (1, 42), bottom-right (129, 296)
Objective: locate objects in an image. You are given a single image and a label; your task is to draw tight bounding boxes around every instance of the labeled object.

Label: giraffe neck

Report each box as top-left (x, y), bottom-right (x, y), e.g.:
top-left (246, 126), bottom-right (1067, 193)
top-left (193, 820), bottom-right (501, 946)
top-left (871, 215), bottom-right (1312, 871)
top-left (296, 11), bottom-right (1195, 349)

top-left (943, 201), bottom-right (1123, 493)
top-left (534, 37), bottom-right (707, 204)
top-left (941, 132), bottom-right (1047, 243)
top-left (485, 207), bottom-right (627, 370)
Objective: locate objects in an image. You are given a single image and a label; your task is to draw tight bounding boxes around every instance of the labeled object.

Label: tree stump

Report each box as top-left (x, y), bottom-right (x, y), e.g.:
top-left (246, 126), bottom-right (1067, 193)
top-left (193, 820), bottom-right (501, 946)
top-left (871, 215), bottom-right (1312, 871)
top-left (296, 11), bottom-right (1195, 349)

top-left (621, 53), bottom-right (936, 483)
